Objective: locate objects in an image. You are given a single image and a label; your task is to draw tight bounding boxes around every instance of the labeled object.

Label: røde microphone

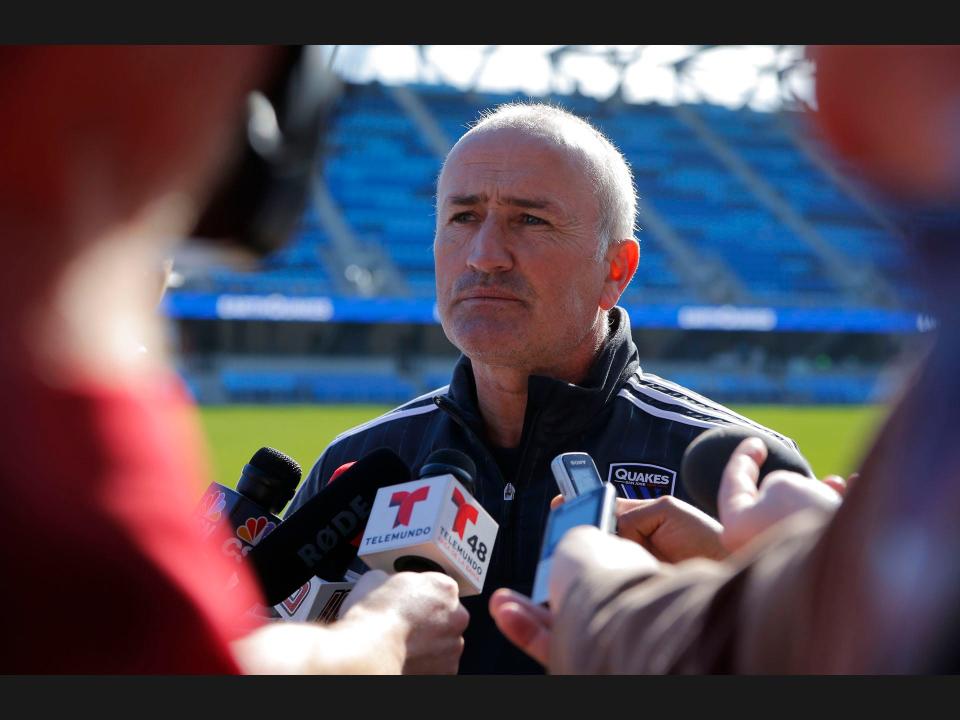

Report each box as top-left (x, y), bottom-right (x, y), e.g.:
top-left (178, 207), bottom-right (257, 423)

top-left (268, 461), bottom-right (360, 624)
top-left (681, 425), bottom-right (815, 519)
top-left (358, 449), bottom-right (498, 596)
top-left (247, 447), bottom-right (411, 606)
top-left (195, 446), bottom-right (301, 567)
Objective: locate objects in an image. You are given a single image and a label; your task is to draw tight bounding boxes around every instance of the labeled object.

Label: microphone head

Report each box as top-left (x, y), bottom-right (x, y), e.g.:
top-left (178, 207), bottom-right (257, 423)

top-left (237, 446), bottom-right (302, 514)
top-left (248, 447), bottom-right (411, 605)
top-left (680, 425), bottom-right (814, 519)
top-left (419, 449), bottom-right (477, 496)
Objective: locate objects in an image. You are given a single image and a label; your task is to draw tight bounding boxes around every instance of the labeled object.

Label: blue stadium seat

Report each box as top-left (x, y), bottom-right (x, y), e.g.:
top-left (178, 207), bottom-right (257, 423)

top-left (220, 368), bottom-right (419, 405)
top-left (192, 80), bottom-right (915, 313)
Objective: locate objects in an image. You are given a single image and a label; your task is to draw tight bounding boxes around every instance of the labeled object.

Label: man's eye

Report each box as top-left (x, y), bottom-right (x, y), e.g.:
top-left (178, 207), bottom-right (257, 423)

top-left (521, 214), bottom-right (547, 225)
top-left (450, 212), bottom-right (475, 223)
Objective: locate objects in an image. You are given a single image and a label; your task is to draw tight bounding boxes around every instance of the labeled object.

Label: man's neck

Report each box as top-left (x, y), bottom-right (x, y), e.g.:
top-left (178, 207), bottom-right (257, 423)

top-left (471, 314), bottom-right (610, 449)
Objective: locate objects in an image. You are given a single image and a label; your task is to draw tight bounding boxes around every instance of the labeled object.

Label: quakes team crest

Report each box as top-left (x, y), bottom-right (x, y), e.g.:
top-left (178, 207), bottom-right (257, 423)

top-left (608, 462), bottom-right (676, 499)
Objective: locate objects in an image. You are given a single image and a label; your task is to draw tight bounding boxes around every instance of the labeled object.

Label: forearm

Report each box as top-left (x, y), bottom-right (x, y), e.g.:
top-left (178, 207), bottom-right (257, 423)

top-left (551, 511), bottom-right (830, 674)
top-left (550, 559), bottom-right (727, 674)
top-left (231, 611), bottom-right (406, 675)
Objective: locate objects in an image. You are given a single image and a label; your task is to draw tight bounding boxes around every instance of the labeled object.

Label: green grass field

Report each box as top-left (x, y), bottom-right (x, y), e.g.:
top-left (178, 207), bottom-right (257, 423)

top-left (197, 403), bottom-right (891, 493)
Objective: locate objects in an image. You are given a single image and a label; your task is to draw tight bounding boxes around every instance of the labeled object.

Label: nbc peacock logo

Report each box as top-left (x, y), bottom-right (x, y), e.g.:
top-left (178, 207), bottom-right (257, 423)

top-left (236, 516), bottom-right (277, 546)
top-left (199, 490), bottom-right (227, 523)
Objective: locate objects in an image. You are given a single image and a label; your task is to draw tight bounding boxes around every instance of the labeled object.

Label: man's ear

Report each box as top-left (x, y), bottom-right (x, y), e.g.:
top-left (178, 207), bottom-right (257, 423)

top-left (599, 239), bottom-right (639, 311)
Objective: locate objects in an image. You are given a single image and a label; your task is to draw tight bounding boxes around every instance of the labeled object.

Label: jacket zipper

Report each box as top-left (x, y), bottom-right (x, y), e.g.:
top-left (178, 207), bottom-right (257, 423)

top-left (434, 394), bottom-right (523, 583)
top-left (502, 407), bottom-right (542, 586)
top-left (433, 395), bottom-right (508, 503)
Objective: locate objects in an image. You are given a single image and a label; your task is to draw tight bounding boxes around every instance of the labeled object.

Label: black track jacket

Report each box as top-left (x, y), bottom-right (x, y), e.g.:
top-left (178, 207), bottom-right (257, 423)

top-left (286, 307), bottom-right (800, 673)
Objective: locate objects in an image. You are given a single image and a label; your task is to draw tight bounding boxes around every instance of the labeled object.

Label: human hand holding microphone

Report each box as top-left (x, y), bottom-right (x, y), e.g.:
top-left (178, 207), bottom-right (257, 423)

top-left (213, 446), bottom-right (477, 674)
top-left (490, 438), bottom-right (851, 667)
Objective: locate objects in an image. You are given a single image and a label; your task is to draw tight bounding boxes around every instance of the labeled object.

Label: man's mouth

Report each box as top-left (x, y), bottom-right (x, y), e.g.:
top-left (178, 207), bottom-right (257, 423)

top-left (457, 288), bottom-right (526, 303)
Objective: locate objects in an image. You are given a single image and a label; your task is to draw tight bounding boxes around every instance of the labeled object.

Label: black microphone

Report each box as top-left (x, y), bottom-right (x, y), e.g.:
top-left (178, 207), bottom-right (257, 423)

top-left (247, 447), bottom-right (411, 605)
top-left (419, 448), bottom-right (478, 495)
top-left (195, 446), bottom-right (301, 566)
top-left (680, 425), bottom-right (815, 519)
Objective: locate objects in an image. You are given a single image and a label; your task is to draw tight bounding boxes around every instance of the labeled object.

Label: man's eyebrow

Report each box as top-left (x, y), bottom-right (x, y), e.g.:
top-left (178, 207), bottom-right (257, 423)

top-left (447, 194), bottom-right (485, 206)
top-left (502, 196), bottom-right (555, 211)
top-left (445, 193), bottom-right (556, 211)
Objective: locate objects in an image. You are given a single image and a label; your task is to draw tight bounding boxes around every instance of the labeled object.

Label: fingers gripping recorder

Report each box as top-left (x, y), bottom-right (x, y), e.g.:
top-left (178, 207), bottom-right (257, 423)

top-left (532, 452), bottom-right (616, 606)
top-left (358, 449), bottom-right (498, 596)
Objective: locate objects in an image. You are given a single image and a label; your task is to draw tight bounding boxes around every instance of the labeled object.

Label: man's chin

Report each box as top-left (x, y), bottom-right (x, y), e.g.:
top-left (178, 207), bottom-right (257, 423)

top-left (451, 325), bottom-right (534, 364)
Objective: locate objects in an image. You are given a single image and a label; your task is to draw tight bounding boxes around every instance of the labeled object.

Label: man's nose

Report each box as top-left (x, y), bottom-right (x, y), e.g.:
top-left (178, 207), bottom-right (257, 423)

top-left (466, 216), bottom-right (513, 274)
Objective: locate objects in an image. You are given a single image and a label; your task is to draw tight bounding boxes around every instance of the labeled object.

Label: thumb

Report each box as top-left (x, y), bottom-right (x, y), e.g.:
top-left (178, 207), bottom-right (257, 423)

top-left (718, 436), bottom-right (767, 525)
top-left (489, 589), bottom-right (551, 667)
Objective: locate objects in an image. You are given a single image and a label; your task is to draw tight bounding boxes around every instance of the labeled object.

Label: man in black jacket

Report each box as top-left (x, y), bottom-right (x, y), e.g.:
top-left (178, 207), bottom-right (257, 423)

top-left (287, 103), bottom-right (799, 673)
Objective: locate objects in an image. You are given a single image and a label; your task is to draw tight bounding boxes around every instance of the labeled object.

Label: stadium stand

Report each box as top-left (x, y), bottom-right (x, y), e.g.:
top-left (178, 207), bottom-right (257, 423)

top-left (170, 80), bottom-right (925, 406)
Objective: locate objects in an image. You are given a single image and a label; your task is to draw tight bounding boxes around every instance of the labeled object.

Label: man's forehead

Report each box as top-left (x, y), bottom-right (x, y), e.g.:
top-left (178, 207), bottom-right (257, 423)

top-left (448, 127), bottom-right (579, 165)
top-left (438, 127), bottom-right (593, 201)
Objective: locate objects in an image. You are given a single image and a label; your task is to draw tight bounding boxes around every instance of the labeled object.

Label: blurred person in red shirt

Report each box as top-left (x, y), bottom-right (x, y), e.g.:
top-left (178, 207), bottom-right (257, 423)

top-left (0, 45), bottom-right (467, 674)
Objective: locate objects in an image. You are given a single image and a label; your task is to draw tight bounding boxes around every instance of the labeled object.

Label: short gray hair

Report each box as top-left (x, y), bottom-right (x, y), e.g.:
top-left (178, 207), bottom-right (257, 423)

top-left (439, 102), bottom-right (638, 261)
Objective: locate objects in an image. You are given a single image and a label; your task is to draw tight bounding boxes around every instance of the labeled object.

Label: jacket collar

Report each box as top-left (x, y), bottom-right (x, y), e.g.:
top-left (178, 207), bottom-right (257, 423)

top-left (444, 306), bottom-right (640, 444)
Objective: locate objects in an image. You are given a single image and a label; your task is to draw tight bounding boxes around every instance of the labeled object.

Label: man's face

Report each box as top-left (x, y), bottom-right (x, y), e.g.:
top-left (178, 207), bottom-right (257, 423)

top-left (434, 127), bottom-right (608, 374)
